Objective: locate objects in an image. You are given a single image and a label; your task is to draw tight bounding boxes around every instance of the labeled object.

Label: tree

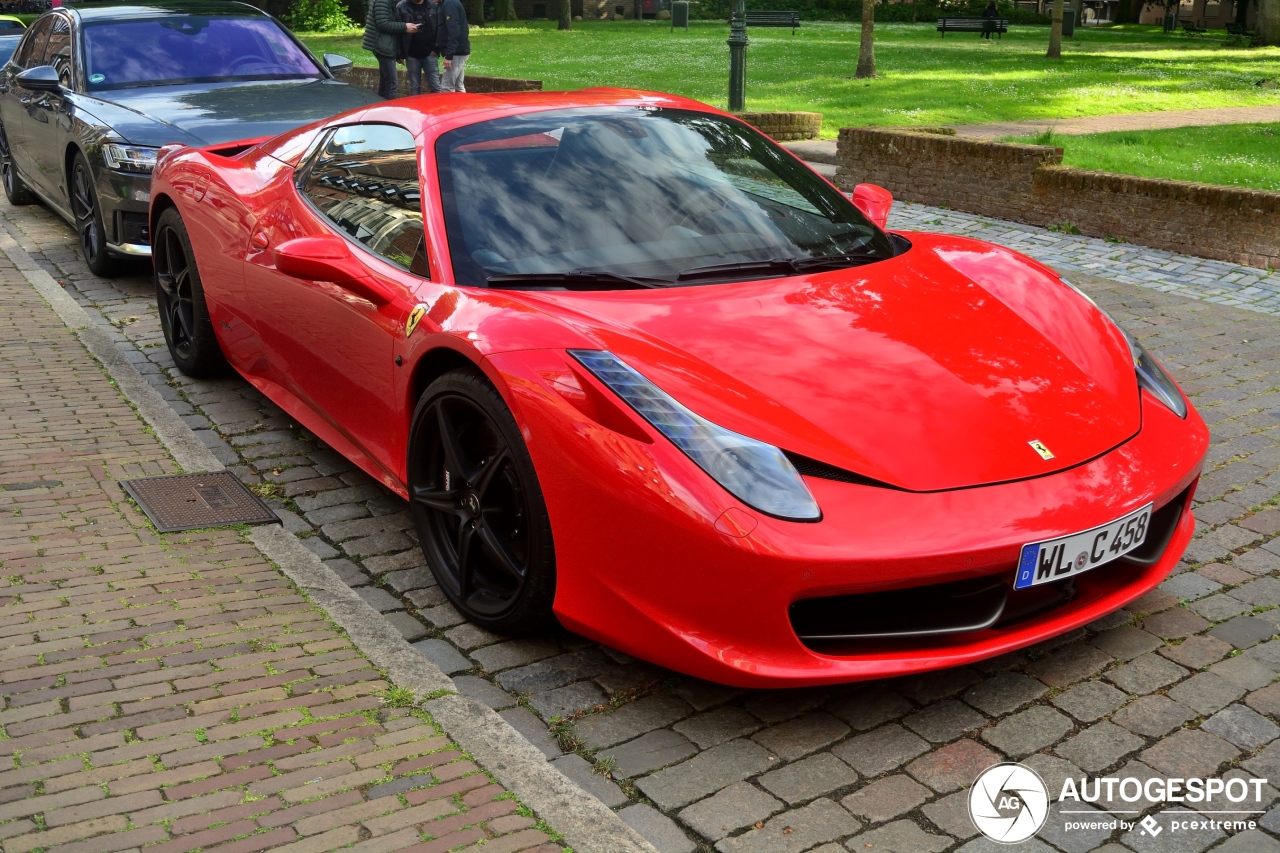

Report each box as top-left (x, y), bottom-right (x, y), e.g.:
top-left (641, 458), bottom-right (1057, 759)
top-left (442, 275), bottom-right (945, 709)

top-left (1047, 0), bottom-right (1064, 58)
top-left (1260, 0), bottom-right (1279, 44)
top-left (464, 0), bottom-right (483, 25)
top-left (855, 0), bottom-right (875, 79)
top-left (559, 0), bottom-right (572, 29)
top-left (494, 0), bottom-right (518, 21)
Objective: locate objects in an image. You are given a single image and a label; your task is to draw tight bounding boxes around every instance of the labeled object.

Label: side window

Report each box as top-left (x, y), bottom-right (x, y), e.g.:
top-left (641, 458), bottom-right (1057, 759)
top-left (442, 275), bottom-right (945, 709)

top-left (12, 15), bottom-right (53, 70)
top-left (41, 16), bottom-right (73, 88)
top-left (300, 123), bottom-right (427, 277)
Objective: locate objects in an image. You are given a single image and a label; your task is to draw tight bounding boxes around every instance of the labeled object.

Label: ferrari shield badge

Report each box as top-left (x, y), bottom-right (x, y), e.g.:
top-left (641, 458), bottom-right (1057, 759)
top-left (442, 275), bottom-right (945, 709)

top-left (405, 303), bottom-right (428, 338)
top-left (1029, 440), bottom-right (1054, 461)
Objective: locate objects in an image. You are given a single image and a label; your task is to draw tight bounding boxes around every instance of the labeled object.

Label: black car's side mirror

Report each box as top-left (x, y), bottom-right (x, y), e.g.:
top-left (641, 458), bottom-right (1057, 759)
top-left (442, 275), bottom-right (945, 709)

top-left (16, 65), bottom-right (61, 92)
top-left (323, 54), bottom-right (353, 77)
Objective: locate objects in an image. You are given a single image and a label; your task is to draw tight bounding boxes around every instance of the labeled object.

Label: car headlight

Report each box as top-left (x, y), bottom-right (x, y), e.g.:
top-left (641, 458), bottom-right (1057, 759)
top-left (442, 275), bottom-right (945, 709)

top-left (102, 143), bottom-right (159, 174)
top-left (570, 350), bottom-right (821, 521)
top-left (1061, 278), bottom-right (1187, 418)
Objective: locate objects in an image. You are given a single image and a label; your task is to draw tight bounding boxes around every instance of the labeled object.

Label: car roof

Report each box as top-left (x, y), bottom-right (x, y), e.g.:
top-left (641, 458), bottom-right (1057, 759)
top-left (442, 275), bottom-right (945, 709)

top-left (64, 1), bottom-right (269, 22)
top-left (0, 14), bottom-right (24, 23)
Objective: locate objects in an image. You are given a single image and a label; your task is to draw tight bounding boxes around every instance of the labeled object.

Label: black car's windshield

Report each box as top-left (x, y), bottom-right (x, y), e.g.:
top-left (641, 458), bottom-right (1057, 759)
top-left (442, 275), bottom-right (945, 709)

top-left (82, 17), bottom-right (321, 90)
top-left (435, 107), bottom-right (895, 288)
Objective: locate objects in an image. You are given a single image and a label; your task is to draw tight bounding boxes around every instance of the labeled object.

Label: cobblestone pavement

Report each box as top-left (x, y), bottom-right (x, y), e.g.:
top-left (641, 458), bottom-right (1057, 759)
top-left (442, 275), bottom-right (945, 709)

top-left (0, 226), bottom-right (561, 852)
top-left (10, 191), bottom-right (1280, 853)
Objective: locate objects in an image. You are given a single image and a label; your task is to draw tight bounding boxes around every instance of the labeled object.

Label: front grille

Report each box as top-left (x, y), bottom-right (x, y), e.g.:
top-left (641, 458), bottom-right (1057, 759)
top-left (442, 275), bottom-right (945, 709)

top-left (116, 210), bottom-right (150, 246)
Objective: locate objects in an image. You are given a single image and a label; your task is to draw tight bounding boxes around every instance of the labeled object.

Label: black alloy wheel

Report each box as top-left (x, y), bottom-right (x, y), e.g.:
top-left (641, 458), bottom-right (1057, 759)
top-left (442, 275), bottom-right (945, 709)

top-left (69, 152), bottom-right (114, 276)
top-left (408, 369), bottom-right (556, 634)
top-left (0, 127), bottom-right (34, 206)
top-left (153, 206), bottom-right (229, 377)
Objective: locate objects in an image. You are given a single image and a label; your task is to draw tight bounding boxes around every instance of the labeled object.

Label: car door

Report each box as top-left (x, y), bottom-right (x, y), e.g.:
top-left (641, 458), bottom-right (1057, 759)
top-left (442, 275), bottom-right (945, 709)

top-left (244, 122), bottom-right (425, 475)
top-left (25, 12), bottom-right (72, 199)
top-left (0, 14), bottom-right (53, 183)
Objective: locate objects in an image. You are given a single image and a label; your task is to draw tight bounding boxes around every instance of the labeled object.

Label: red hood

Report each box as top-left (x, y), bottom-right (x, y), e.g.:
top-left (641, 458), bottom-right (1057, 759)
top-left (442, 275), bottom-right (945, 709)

top-left (517, 234), bottom-right (1141, 492)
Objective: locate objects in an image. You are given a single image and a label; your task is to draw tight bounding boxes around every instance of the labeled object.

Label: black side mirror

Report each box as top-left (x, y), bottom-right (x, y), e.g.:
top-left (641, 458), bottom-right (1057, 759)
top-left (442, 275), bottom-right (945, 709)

top-left (323, 54), bottom-right (353, 77)
top-left (16, 65), bottom-right (61, 92)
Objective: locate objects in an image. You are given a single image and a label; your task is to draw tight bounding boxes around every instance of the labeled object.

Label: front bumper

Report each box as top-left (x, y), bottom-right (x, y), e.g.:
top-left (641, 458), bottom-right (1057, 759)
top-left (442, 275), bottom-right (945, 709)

top-left (95, 165), bottom-right (152, 257)
top-left (490, 349), bottom-right (1210, 688)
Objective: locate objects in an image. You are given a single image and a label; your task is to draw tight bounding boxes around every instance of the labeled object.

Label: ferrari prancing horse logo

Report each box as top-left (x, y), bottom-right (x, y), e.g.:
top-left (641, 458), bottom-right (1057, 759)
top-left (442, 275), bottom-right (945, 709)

top-left (1029, 440), bottom-right (1054, 461)
top-left (405, 303), bottom-right (428, 338)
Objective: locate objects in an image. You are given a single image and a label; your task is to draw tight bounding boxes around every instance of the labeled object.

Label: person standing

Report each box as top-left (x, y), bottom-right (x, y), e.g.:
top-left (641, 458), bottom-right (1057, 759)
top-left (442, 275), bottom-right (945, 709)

top-left (981, 0), bottom-right (998, 39)
top-left (398, 0), bottom-right (441, 94)
top-left (436, 0), bottom-right (470, 93)
top-left (363, 0), bottom-right (418, 99)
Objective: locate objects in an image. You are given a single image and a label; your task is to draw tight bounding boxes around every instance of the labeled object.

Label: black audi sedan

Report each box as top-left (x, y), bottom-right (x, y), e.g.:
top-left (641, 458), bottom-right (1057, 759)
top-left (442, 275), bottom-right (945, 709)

top-left (0, 1), bottom-right (380, 275)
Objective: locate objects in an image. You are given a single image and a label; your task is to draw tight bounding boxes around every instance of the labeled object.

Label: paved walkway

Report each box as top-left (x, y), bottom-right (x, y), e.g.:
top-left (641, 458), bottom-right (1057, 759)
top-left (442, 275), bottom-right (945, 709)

top-left (0, 241), bottom-right (559, 851)
top-left (9, 192), bottom-right (1280, 852)
top-left (952, 104), bottom-right (1280, 140)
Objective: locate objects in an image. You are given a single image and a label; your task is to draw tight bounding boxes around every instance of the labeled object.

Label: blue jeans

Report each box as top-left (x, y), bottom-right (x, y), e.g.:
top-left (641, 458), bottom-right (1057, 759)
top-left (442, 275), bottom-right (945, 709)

top-left (406, 54), bottom-right (442, 94)
top-left (376, 53), bottom-right (399, 99)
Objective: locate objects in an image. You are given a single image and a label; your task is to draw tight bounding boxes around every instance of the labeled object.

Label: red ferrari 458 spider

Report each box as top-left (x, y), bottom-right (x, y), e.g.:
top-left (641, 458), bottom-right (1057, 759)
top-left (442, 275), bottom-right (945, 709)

top-left (150, 89), bottom-right (1208, 687)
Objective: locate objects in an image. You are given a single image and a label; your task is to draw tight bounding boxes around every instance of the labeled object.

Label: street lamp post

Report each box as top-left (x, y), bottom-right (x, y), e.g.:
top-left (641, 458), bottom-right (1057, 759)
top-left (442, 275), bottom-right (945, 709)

top-left (728, 0), bottom-right (748, 111)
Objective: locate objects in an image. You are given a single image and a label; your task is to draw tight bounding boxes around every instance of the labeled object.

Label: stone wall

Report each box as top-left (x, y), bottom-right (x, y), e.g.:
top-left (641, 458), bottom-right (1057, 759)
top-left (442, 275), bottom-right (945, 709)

top-left (346, 65), bottom-right (542, 97)
top-left (836, 127), bottom-right (1280, 271)
top-left (738, 111), bottom-right (821, 141)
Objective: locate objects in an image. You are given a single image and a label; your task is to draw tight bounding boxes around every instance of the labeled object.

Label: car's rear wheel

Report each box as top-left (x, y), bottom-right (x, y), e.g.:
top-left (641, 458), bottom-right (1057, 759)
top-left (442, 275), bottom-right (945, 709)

top-left (0, 128), bottom-right (34, 206)
top-left (70, 152), bottom-right (115, 277)
top-left (154, 207), bottom-right (229, 377)
top-left (408, 369), bottom-right (556, 635)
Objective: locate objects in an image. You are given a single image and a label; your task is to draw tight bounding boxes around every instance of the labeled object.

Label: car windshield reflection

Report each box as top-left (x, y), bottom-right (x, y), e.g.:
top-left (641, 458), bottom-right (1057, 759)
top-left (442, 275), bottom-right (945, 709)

top-left (435, 107), bottom-right (895, 289)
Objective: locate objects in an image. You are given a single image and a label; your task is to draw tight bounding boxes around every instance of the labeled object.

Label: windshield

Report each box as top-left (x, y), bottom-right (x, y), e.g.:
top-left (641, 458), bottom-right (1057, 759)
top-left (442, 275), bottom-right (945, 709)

top-left (436, 107), bottom-right (895, 288)
top-left (83, 17), bottom-right (321, 90)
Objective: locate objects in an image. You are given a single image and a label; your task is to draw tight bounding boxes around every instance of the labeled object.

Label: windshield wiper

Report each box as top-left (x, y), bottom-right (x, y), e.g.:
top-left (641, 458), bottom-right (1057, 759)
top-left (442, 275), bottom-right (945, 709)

top-left (676, 252), bottom-right (883, 282)
top-left (486, 270), bottom-right (669, 291)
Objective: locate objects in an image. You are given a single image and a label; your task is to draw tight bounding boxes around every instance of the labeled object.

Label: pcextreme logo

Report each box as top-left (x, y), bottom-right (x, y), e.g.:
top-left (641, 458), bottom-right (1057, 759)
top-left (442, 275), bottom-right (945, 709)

top-left (967, 762), bottom-right (1270, 845)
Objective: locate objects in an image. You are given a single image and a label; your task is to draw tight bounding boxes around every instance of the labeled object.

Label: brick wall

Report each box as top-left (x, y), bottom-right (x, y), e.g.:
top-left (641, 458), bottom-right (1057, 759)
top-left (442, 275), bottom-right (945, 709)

top-left (835, 127), bottom-right (1280, 271)
top-left (347, 66), bottom-right (542, 96)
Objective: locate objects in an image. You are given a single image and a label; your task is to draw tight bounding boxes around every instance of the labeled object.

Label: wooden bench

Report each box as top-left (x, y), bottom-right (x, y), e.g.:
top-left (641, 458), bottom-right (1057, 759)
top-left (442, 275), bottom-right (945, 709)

top-left (744, 11), bottom-right (801, 33)
top-left (1179, 20), bottom-right (1209, 36)
top-left (936, 17), bottom-right (1009, 37)
top-left (1226, 21), bottom-right (1254, 37)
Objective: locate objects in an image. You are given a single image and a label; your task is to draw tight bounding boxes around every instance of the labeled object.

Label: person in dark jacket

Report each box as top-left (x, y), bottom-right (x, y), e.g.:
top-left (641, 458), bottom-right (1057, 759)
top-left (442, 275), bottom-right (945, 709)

top-left (981, 0), bottom-right (998, 39)
top-left (436, 0), bottom-right (470, 93)
top-left (397, 0), bottom-right (440, 94)
top-left (363, 0), bottom-right (418, 99)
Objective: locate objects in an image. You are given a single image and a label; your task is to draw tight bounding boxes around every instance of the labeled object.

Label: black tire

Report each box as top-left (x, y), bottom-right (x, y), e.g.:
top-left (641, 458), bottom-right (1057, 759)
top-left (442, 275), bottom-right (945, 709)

top-left (69, 152), bottom-right (115, 277)
top-left (154, 206), bottom-right (229, 377)
top-left (0, 126), bottom-right (34, 206)
top-left (408, 368), bottom-right (557, 635)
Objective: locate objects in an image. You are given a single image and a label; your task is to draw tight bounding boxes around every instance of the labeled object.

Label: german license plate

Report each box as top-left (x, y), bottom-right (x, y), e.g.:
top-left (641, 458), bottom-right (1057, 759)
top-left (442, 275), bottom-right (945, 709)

top-left (1014, 504), bottom-right (1153, 590)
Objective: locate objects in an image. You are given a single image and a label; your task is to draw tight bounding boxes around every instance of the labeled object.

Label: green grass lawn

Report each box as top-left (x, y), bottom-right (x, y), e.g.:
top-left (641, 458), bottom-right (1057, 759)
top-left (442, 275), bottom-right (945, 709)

top-left (301, 21), bottom-right (1280, 137)
top-left (1006, 123), bottom-right (1280, 191)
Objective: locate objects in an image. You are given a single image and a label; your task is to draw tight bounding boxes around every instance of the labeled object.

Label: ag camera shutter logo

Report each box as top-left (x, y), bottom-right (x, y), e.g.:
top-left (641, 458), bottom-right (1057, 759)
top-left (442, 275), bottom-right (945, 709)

top-left (969, 763), bottom-right (1050, 843)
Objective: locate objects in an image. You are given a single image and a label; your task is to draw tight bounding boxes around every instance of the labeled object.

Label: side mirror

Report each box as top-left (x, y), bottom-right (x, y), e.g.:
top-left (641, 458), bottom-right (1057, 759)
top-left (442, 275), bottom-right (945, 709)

top-left (16, 65), bottom-right (61, 92)
top-left (274, 236), bottom-right (393, 305)
top-left (323, 53), bottom-right (353, 77)
top-left (851, 183), bottom-right (893, 230)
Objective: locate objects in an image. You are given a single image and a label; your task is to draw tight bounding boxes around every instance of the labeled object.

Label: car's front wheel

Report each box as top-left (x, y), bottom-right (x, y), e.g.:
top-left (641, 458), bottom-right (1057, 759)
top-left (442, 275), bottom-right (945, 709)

top-left (69, 152), bottom-right (114, 277)
top-left (0, 127), bottom-right (34, 206)
top-left (408, 368), bottom-right (557, 635)
top-left (154, 206), bottom-right (229, 377)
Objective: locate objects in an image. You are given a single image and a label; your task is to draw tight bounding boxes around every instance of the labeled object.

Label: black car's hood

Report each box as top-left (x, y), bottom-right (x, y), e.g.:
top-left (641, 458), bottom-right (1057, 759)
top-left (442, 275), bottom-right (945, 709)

top-left (76, 78), bottom-right (380, 147)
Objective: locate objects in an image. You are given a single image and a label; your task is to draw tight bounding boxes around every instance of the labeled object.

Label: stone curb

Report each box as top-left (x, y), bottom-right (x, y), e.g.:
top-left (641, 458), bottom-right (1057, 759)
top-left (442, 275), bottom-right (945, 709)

top-left (1, 233), bottom-right (658, 853)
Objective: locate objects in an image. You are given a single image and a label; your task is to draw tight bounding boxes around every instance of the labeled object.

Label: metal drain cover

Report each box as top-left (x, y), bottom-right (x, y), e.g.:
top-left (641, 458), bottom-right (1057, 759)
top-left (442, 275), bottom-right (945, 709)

top-left (120, 472), bottom-right (280, 533)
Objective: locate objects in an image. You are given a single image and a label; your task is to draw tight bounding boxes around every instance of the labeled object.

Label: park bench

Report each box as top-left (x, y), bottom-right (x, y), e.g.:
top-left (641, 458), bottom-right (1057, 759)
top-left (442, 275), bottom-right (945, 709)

top-left (936, 17), bottom-right (1009, 38)
top-left (1180, 20), bottom-right (1210, 36)
top-left (1226, 21), bottom-right (1254, 37)
top-left (744, 10), bottom-right (801, 33)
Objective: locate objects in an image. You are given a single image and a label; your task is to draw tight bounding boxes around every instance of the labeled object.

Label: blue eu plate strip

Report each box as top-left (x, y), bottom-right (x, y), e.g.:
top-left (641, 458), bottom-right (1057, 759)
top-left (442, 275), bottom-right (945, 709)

top-left (1015, 544), bottom-right (1040, 590)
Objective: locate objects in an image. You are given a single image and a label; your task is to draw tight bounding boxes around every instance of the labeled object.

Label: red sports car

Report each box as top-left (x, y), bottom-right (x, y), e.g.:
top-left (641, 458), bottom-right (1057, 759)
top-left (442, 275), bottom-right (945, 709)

top-left (149, 89), bottom-right (1208, 688)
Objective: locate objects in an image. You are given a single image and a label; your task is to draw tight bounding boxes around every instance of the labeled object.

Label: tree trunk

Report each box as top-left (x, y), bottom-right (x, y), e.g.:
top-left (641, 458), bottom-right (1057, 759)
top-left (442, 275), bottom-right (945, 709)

top-left (559, 0), bottom-right (572, 27)
top-left (1047, 0), bottom-right (1064, 57)
top-left (1259, 0), bottom-right (1279, 43)
top-left (1237, 0), bottom-right (1251, 25)
top-left (465, 0), bottom-right (484, 24)
top-left (494, 0), bottom-right (517, 20)
top-left (855, 0), bottom-right (875, 79)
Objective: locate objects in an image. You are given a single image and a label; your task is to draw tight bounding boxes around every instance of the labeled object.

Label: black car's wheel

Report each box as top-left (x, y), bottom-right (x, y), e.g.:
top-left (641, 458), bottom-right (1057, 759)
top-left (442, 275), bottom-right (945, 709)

top-left (69, 152), bottom-right (115, 276)
top-left (0, 127), bottom-right (34, 206)
top-left (154, 206), bottom-right (229, 377)
top-left (408, 369), bottom-right (556, 634)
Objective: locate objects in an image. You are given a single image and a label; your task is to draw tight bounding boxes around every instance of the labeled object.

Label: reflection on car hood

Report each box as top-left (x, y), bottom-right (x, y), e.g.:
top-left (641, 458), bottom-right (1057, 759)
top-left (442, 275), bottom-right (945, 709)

top-left (80, 78), bottom-right (380, 147)
top-left (520, 232), bottom-right (1143, 492)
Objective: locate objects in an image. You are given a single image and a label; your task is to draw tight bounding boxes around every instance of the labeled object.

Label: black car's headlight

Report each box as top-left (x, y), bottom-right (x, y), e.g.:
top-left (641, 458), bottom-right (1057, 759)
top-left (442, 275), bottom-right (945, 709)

top-left (570, 350), bottom-right (821, 521)
top-left (1061, 278), bottom-right (1187, 418)
top-left (102, 143), bottom-right (159, 174)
